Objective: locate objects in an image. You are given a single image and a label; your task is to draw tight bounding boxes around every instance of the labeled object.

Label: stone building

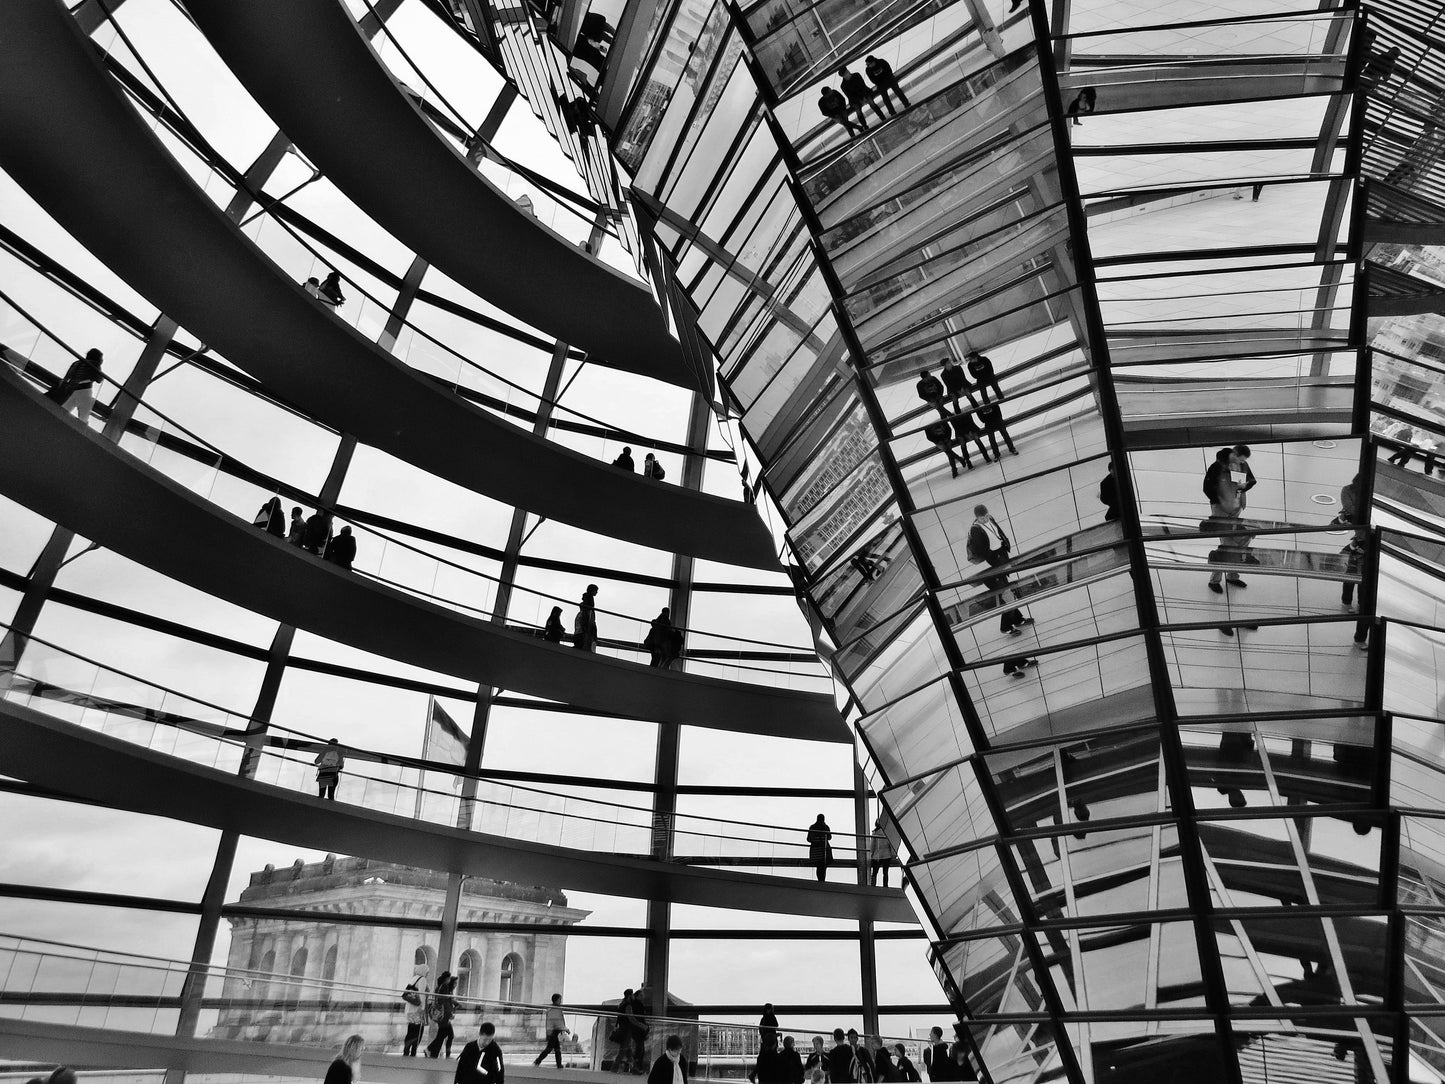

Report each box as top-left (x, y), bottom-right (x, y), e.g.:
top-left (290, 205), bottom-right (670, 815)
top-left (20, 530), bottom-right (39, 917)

top-left (212, 855), bottom-right (589, 1048)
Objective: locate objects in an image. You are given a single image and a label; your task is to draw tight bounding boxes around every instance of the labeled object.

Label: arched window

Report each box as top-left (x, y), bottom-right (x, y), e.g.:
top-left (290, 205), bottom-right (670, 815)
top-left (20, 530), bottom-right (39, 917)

top-left (255, 949), bottom-right (276, 1008)
top-left (415, 944), bottom-right (437, 979)
top-left (321, 944), bottom-right (339, 1006)
top-left (286, 946), bottom-right (308, 1009)
top-left (499, 952), bottom-right (523, 1003)
top-left (456, 948), bottom-right (482, 1000)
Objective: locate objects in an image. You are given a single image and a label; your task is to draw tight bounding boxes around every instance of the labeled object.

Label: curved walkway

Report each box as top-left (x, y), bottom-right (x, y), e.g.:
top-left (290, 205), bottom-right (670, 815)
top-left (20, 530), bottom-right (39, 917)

top-left (1, 703), bottom-right (912, 922)
top-left (183, 0), bottom-right (689, 389)
top-left (0, 0), bottom-right (776, 570)
top-left (0, 365), bottom-right (844, 742)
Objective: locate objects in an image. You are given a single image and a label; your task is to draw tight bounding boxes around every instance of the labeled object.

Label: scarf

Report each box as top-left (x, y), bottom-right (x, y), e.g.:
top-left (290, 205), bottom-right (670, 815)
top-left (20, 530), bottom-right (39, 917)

top-left (667, 1050), bottom-right (684, 1084)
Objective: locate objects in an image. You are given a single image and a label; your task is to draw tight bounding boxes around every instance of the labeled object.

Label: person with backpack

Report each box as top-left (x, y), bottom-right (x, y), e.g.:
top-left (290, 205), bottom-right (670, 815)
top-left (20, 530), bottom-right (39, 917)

top-left (402, 967), bottom-right (430, 1055)
top-left (644, 608), bottom-right (674, 668)
top-left (314, 739), bottom-right (345, 800)
top-left (427, 969), bottom-right (459, 1058)
top-left (643, 454), bottom-right (666, 481)
top-left (922, 1028), bottom-right (950, 1082)
top-left (966, 506), bottom-right (1033, 638)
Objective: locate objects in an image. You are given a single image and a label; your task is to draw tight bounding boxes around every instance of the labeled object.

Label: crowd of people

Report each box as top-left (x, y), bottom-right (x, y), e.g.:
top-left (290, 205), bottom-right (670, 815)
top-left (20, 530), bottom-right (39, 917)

top-left (817, 59), bottom-right (909, 138)
top-left (916, 353), bottom-right (1017, 479)
top-left (762, 1020), bottom-right (975, 1083)
top-left (252, 497), bottom-right (356, 570)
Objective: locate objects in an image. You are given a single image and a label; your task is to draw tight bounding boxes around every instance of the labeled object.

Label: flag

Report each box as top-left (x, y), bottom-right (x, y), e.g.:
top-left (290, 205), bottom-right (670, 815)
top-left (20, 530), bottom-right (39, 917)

top-left (423, 696), bottom-right (470, 767)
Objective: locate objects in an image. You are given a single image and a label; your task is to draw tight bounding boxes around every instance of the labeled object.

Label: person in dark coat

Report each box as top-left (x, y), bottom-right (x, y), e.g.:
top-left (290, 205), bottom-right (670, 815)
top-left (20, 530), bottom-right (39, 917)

top-left (828, 1031), bottom-right (854, 1084)
top-left (574, 584), bottom-right (599, 651)
top-left (838, 67), bottom-right (884, 127)
top-left (1066, 87), bottom-right (1096, 126)
top-left (967, 505), bottom-right (1032, 637)
top-left (314, 738), bottom-right (345, 800)
top-left (864, 56), bottom-right (908, 113)
top-left (456, 1021), bottom-right (504, 1084)
top-left (648, 1036), bottom-right (688, 1084)
top-left (779, 1037), bottom-right (804, 1084)
top-left (427, 971), bottom-right (459, 1058)
top-left (47, 348), bottom-right (104, 422)
top-left (819, 86), bottom-right (862, 137)
top-left (613, 446), bottom-right (636, 471)
top-left (302, 509), bottom-right (333, 555)
top-left (544, 606), bottom-right (567, 643)
top-left (753, 1038), bottom-right (781, 1084)
top-left (644, 608), bottom-right (674, 667)
top-left (922, 1028), bottom-right (950, 1082)
top-left (803, 1037), bottom-right (829, 1081)
top-left (286, 506), bottom-right (307, 546)
top-left (950, 413), bottom-right (992, 465)
top-left (975, 401), bottom-right (1017, 457)
top-left (925, 419), bottom-right (964, 478)
top-left (1098, 461), bottom-right (1120, 522)
top-left (846, 1031), bottom-right (874, 1084)
top-left (254, 496), bottom-right (285, 538)
top-left (964, 351), bottom-right (1002, 401)
top-left (893, 1046), bottom-right (920, 1083)
top-left (759, 1005), bottom-right (779, 1054)
top-left (869, 1038), bottom-right (895, 1083)
top-left (319, 270), bottom-right (346, 308)
top-left (806, 814), bottom-right (833, 882)
top-left (325, 1035), bottom-right (365, 1084)
top-left (939, 357), bottom-right (973, 412)
top-left (916, 369), bottom-right (948, 418)
top-left (324, 526), bottom-right (357, 570)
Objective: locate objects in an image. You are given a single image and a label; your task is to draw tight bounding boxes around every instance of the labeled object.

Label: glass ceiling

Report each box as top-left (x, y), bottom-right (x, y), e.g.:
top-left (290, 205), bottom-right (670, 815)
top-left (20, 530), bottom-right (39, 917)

top-left (477, 0), bottom-right (1445, 1078)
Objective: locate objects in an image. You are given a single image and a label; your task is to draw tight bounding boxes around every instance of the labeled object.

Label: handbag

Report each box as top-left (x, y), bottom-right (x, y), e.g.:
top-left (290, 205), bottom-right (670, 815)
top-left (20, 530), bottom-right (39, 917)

top-left (402, 983), bottom-right (421, 1006)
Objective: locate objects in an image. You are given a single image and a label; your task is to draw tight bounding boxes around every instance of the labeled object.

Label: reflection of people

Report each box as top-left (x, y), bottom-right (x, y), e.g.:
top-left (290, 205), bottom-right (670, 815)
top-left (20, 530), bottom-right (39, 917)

top-left (572, 12), bottom-right (613, 73)
top-left (976, 401), bottom-right (1017, 457)
top-left (939, 356), bottom-right (973, 412)
top-left (924, 419), bottom-right (964, 478)
top-left (1387, 427), bottom-right (1415, 467)
top-left (915, 369), bottom-right (948, 417)
top-left (951, 414), bottom-right (992, 465)
top-left (1203, 448), bottom-right (1251, 592)
top-left (965, 350), bottom-right (1002, 401)
top-left (819, 87), bottom-right (861, 137)
top-left (838, 67), bottom-right (884, 127)
top-left (1098, 461), bottom-right (1120, 522)
top-left (1066, 87), bottom-right (1097, 126)
top-left (864, 56), bottom-right (909, 114)
top-left (966, 506), bottom-right (1032, 637)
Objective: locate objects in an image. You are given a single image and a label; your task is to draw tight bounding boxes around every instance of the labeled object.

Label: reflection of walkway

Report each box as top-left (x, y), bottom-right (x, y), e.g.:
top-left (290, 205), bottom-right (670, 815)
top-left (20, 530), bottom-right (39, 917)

top-left (0, 1), bottom-right (776, 569)
top-left (0, 364), bottom-right (842, 741)
top-left (1, 701), bottom-right (914, 922)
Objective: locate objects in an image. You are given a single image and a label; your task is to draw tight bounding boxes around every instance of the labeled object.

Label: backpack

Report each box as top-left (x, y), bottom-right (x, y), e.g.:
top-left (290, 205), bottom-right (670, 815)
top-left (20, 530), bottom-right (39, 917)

top-left (402, 981), bottom-right (422, 1006)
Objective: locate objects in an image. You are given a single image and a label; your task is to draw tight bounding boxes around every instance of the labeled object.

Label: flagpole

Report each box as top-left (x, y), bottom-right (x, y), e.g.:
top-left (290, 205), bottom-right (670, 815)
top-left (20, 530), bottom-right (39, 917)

top-left (415, 694), bottom-right (433, 823)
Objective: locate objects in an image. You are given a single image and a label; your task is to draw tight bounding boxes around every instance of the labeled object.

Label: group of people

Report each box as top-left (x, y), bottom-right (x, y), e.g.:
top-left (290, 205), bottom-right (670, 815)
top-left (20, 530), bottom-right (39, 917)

top-left (253, 497), bottom-right (357, 570)
top-left (543, 589), bottom-right (685, 668)
top-left (303, 270), bottom-right (347, 309)
top-left (613, 445), bottom-right (668, 481)
top-left (399, 967), bottom-right (466, 1059)
top-left (804, 812), bottom-right (895, 884)
top-left (818, 59), bottom-right (909, 138)
top-left (790, 1025), bottom-right (972, 1083)
top-left (916, 353), bottom-right (1016, 479)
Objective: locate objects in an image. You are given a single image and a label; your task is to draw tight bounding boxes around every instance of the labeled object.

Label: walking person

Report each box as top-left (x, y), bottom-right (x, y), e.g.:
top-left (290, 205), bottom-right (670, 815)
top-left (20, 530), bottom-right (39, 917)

top-left (965, 351), bottom-right (1003, 402)
top-left (916, 369), bottom-right (948, 418)
top-left (253, 496), bottom-right (286, 538)
top-left (806, 813), bottom-right (833, 882)
top-left (939, 356), bottom-right (973, 413)
top-left (544, 606), bottom-right (567, 643)
top-left (457, 1021), bottom-right (504, 1084)
top-left (869, 812), bottom-right (894, 887)
top-left (427, 969), bottom-right (459, 1059)
top-left (819, 86), bottom-right (862, 137)
top-left (325, 1035), bottom-right (365, 1084)
top-left (647, 1035), bottom-right (688, 1084)
top-left (644, 608), bottom-right (674, 667)
top-left (314, 738), bottom-right (344, 800)
top-left (573, 584), bottom-right (599, 651)
top-left (287, 506), bottom-right (307, 546)
top-left (966, 506), bottom-right (1033, 637)
top-left (864, 56), bottom-right (909, 113)
top-left (613, 446), bottom-right (636, 471)
top-left (402, 966), bottom-right (430, 1056)
top-left (324, 526), bottom-right (357, 571)
top-left (534, 993), bottom-right (568, 1069)
top-left (1203, 448), bottom-right (1250, 593)
top-left (46, 348), bottom-right (104, 423)
top-left (975, 401), bottom-right (1017, 457)
top-left (838, 67), bottom-right (885, 127)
